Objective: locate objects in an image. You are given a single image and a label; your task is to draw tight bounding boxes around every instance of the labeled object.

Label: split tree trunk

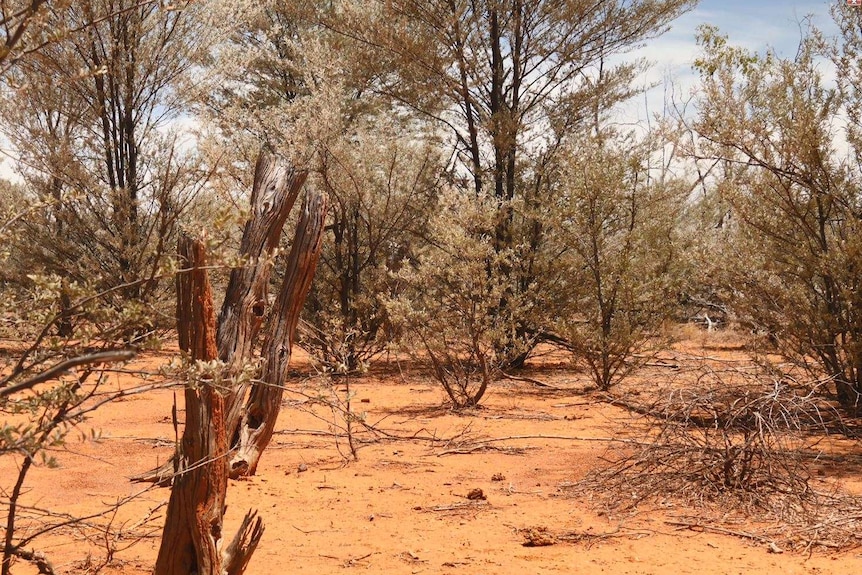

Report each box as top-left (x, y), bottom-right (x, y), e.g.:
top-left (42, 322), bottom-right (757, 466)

top-left (152, 151), bottom-right (326, 572)
top-left (230, 189), bottom-right (327, 477)
top-left (133, 155), bottom-right (307, 485)
top-left (153, 235), bottom-right (263, 575)
top-left (216, 154), bottom-right (309, 458)
top-left (217, 154), bottom-right (307, 390)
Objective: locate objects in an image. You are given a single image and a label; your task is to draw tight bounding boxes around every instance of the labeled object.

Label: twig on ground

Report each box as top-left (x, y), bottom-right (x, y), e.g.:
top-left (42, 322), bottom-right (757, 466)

top-left (420, 501), bottom-right (490, 512)
top-left (437, 444), bottom-right (532, 456)
top-left (437, 434), bottom-right (643, 456)
top-left (500, 371), bottom-right (560, 389)
top-left (665, 520), bottom-right (771, 544)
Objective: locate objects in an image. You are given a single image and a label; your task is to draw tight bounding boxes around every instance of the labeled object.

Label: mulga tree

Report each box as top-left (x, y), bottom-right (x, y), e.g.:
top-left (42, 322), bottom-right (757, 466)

top-left (0, 3), bottom-right (216, 571)
top-left (0, 0), bottom-right (56, 76)
top-left (690, 16), bottom-right (862, 412)
top-left (305, 126), bottom-right (440, 370)
top-left (387, 188), bottom-right (522, 408)
top-left (0, 0), bottom-right (206, 336)
top-left (346, 0), bottom-right (697, 366)
top-left (549, 129), bottom-right (688, 390)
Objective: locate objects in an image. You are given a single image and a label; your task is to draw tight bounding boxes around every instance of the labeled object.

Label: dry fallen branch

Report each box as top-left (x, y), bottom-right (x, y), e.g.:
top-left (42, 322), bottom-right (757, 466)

top-left (437, 444), bottom-right (533, 456)
top-left (520, 526), bottom-right (633, 547)
top-left (436, 434), bottom-right (642, 456)
top-left (577, 364), bottom-right (862, 550)
top-left (500, 371), bottom-right (560, 389)
top-left (665, 520), bottom-right (771, 544)
top-left (418, 501), bottom-right (490, 513)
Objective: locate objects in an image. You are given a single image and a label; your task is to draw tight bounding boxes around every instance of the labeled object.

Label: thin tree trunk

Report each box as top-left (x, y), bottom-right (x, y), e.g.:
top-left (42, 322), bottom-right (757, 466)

top-left (154, 234), bottom-right (263, 575)
top-left (230, 189), bottom-right (327, 477)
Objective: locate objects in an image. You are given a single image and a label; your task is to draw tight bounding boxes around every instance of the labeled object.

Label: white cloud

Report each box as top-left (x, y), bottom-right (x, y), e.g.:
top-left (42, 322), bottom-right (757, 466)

top-left (612, 0), bottom-right (842, 128)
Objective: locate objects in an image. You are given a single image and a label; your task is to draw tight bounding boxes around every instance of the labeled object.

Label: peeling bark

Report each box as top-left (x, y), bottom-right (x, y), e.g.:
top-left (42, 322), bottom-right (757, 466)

top-left (153, 234), bottom-right (263, 575)
top-left (152, 151), bottom-right (324, 572)
top-left (217, 154), bottom-right (307, 373)
top-left (216, 153), bottom-right (308, 460)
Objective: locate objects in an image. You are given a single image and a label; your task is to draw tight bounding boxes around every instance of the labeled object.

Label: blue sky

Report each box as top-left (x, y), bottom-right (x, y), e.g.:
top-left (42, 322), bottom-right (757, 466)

top-left (621, 0), bottom-right (842, 124)
top-left (675, 0), bottom-right (837, 52)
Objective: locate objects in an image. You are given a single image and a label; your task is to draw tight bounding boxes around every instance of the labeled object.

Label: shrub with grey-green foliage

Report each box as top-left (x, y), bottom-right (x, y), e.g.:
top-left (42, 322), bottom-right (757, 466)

top-left (549, 130), bottom-right (688, 390)
top-left (691, 18), bottom-right (862, 412)
top-left (387, 189), bottom-right (528, 408)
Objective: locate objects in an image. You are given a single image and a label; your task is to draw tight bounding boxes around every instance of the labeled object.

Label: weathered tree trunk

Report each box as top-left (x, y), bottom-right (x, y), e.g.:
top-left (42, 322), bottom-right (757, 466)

top-left (133, 154), bottom-right (307, 485)
top-left (217, 155), bottom-right (307, 374)
top-left (219, 156), bottom-right (308, 444)
top-left (152, 150), bottom-right (326, 571)
top-left (154, 235), bottom-right (263, 575)
top-left (230, 189), bottom-right (327, 477)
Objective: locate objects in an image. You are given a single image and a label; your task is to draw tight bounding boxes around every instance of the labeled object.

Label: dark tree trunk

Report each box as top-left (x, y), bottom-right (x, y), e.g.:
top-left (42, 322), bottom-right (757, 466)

top-left (230, 189), bottom-right (327, 477)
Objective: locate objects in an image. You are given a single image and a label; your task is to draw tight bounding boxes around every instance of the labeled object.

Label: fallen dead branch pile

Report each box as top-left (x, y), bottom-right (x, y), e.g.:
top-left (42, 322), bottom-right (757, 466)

top-left (574, 364), bottom-right (862, 550)
top-left (661, 498), bottom-right (862, 552)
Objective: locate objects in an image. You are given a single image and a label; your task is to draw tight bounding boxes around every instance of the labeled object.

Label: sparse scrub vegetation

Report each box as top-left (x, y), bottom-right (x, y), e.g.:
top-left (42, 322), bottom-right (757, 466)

top-left (387, 189), bottom-right (518, 409)
top-left (584, 366), bottom-right (833, 509)
top-left (689, 10), bottom-right (862, 413)
top-left (4, 0), bottom-right (862, 572)
top-left (547, 130), bottom-right (689, 390)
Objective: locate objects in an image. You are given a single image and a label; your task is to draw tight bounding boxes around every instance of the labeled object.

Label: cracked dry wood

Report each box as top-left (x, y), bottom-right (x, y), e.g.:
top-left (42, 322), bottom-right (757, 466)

top-left (133, 153), bottom-right (307, 485)
top-left (218, 154), bottom-right (308, 437)
top-left (154, 235), bottom-right (263, 575)
top-left (230, 188), bottom-right (327, 477)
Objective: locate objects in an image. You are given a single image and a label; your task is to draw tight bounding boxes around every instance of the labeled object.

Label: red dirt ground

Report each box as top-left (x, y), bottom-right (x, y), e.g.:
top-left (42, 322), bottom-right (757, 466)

top-left (3, 334), bottom-right (862, 575)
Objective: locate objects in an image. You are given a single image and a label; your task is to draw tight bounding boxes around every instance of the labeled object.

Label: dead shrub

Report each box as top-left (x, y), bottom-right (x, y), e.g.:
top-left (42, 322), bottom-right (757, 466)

top-left (582, 366), bottom-right (840, 512)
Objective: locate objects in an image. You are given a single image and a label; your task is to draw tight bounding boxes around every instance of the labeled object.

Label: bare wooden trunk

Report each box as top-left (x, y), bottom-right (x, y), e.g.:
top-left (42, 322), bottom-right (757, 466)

top-left (154, 235), bottom-right (263, 575)
top-left (217, 154), bottom-right (307, 373)
top-left (230, 189), bottom-right (327, 477)
top-left (152, 151), bottom-right (325, 573)
top-left (216, 155), bottom-right (309, 465)
top-left (133, 155), bottom-right (307, 485)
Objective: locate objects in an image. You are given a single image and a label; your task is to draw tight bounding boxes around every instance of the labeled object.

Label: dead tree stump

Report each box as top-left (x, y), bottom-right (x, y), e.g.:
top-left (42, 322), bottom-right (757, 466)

top-left (230, 189), bottom-right (327, 477)
top-left (133, 154), bottom-right (307, 485)
top-left (153, 235), bottom-right (263, 575)
top-left (217, 155), bottom-right (308, 422)
top-left (152, 151), bottom-right (327, 574)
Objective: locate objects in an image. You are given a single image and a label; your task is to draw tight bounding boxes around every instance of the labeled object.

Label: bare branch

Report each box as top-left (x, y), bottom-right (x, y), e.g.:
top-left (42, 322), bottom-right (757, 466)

top-left (0, 350), bottom-right (136, 398)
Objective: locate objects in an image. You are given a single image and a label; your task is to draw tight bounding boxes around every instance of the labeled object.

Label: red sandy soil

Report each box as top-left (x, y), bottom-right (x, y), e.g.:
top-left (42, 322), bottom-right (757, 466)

top-left (3, 334), bottom-right (862, 575)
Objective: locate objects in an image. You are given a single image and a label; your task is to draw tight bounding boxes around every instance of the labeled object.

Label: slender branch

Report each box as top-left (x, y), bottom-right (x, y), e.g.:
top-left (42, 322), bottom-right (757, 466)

top-left (500, 371), bottom-right (559, 389)
top-left (1, 456), bottom-right (32, 575)
top-left (665, 520), bottom-right (772, 544)
top-left (0, 350), bottom-right (136, 398)
top-left (437, 434), bottom-right (646, 456)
